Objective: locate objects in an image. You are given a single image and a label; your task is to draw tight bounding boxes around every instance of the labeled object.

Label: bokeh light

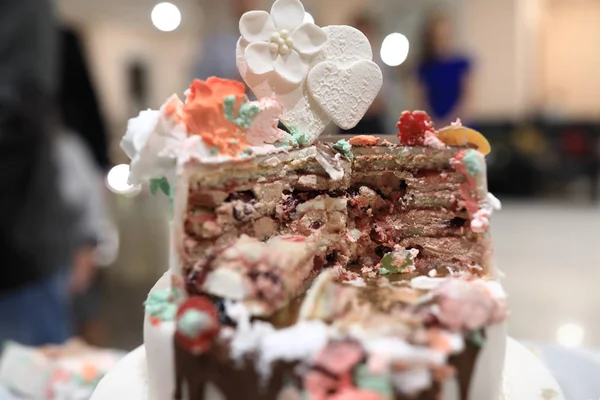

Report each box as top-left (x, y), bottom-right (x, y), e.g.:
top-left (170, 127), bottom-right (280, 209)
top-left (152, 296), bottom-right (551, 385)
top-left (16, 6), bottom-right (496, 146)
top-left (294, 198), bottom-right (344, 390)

top-left (106, 164), bottom-right (141, 197)
top-left (151, 2), bottom-right (181, 32)
top-left (556, 323), bottom-right (585, 347)
top-left (380, 32), bottom-right (410, 67)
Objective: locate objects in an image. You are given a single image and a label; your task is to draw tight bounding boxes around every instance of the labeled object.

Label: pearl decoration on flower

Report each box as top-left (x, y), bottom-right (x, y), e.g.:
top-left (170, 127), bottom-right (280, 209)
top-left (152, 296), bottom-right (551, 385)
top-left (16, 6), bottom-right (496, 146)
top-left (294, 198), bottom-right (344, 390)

top-left (269, 30), bottom-right (295, 56)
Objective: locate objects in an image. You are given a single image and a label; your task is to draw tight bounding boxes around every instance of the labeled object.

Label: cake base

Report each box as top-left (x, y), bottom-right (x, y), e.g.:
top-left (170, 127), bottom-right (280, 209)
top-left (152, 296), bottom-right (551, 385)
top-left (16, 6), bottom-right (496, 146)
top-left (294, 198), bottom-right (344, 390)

top-left (91, 338), bottom-right (564, 400)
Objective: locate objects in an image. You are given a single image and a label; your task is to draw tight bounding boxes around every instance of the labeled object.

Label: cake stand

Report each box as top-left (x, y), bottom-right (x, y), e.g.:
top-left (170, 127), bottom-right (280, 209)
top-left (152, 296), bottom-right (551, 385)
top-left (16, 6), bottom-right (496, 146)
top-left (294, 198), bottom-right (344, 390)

top-left (91, 338), bottom-right (564, 400)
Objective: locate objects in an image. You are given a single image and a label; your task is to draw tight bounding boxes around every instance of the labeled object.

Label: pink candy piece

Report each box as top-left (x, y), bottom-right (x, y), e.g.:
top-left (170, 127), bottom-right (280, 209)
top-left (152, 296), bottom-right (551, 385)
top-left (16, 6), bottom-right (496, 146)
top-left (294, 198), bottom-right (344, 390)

top-left (435, 279), bottom-right (500, 331)
top-left (314, 341), bottom-right (364, 376)
top-left (330, 388), bottom-right (385, 400)
top-left (304, 370), bottom-right (338, 400)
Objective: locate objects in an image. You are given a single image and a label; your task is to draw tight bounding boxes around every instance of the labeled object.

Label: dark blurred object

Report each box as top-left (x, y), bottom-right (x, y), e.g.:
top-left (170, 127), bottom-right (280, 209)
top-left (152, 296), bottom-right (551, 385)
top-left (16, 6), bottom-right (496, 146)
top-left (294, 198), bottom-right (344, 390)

top-left (58, 27), bottom-right (110, 170)
top-left (479, 121), bottom-right (599, 202)
top-left (0, 0), bottom-right (86, 345)
top-left (128, 60), bottom-right (150, 112)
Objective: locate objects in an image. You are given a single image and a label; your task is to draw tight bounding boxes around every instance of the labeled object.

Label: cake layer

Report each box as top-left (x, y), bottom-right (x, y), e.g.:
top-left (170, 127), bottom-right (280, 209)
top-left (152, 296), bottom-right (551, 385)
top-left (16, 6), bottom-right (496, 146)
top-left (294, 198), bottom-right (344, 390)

top-left (178, 144), bottom-right (492, 284)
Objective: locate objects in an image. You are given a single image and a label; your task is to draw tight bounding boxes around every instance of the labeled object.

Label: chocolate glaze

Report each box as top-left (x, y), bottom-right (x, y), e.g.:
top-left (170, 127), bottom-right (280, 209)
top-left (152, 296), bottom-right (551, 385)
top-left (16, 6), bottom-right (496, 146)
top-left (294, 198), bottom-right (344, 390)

top-left (174, 338), bottom-right (480, 400)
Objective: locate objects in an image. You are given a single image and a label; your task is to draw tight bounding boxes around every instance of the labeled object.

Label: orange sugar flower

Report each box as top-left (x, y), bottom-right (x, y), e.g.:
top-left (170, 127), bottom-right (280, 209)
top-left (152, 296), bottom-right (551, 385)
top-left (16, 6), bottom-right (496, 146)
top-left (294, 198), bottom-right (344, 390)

top-left (181, 78), bottom-right (249, 156)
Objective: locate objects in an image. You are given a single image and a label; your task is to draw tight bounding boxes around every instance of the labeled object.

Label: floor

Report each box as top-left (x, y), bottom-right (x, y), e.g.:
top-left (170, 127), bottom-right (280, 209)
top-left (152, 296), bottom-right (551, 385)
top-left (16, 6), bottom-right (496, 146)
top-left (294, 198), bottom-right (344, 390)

top-left (101, 195), bottom-right (600, 350)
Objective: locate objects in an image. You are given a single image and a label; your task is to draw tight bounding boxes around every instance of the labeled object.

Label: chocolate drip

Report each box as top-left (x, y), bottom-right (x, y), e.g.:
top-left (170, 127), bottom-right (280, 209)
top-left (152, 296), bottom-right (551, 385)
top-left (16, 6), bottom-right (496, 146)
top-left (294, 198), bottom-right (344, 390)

top-left (174, 339), bottom-right (480, 400)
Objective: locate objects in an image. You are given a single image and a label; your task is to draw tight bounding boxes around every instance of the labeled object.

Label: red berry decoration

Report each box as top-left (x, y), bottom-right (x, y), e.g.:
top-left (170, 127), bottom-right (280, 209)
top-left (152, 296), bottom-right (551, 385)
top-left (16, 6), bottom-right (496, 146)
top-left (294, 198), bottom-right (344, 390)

top-left (397, 110), bottom-right (435, 146)
top-left (175, 296), bottom-right (220, 354)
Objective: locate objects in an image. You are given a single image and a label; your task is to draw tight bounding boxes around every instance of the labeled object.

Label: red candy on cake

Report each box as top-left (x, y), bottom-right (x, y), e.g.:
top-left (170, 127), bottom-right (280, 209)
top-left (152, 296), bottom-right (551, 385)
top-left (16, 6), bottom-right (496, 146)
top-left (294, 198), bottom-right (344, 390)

top-left (396, 110), bottom-right (435, 146)
top-left (175, 297), bottom-right (220, 353)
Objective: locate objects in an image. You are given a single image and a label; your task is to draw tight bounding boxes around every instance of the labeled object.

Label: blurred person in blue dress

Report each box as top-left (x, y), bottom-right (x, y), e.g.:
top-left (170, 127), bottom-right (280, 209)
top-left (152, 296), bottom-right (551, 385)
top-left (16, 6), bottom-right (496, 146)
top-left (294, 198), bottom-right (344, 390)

top-left (416, 11), bottom-right (474, 127)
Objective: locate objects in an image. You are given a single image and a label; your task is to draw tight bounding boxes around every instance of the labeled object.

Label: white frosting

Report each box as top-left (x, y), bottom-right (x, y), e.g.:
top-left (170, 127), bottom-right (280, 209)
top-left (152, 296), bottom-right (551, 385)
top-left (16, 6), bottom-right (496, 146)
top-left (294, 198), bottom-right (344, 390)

top-left (410, 276), bottom-right (449, 291)
top-left (393, 368), bottom-right (432, 397)
top-left (203, 269), bottom-right (249, 301)
top-left (143, 272), bottom-right (176, 400)
top-left (121, 106), bottom-right (190, 186)
top-left (314, 150), bottom-right (345, 181)
top-left (424, 131), bottom-right (447, 149)
top-left (225, 302), bottom-right (330, 378)
top-left (471, 192), bottom-right (502, 233)
top-left (246, 97), bottom-right (288, 146)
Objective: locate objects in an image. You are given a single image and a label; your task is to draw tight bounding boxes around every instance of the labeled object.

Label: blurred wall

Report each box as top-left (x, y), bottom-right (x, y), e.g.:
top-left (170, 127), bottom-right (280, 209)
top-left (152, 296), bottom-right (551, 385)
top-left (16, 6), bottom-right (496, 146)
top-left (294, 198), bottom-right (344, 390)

top-left (463, 0), bottom-right (525, 120)
top-left (56, 0), bottom-right (599, 158)
top-left (82, 23), bottom-right (197, 163)
top-left (540, 0), bottom-right (600, 119)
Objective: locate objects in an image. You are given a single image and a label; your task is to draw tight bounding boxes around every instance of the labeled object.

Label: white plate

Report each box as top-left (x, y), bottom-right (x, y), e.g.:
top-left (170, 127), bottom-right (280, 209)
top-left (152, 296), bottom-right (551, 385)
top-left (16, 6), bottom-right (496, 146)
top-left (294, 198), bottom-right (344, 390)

top-left (92, 338), bottom-right (564, 400)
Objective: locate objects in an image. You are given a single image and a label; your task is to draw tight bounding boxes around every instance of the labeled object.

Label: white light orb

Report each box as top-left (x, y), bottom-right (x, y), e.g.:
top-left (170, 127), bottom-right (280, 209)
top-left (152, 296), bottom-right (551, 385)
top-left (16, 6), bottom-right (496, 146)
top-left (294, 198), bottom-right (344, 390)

top-left (106, 164), bottom-right (141, 197)
top-left (151, 2), bottom-right (181, 32)
top-left (556, 323), bottom-right (585, 348)
top-left (303, 12), bottom-right (315, 24)
top-left (380, 32), bottom-right (410, 67)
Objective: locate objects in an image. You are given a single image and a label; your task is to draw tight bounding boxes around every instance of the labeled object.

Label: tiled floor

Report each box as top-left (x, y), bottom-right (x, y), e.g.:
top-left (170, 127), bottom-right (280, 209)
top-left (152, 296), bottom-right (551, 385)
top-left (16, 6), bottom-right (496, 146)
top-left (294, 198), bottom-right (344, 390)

top-left (492, 201), bottom-right (600, 347)
top-left (101, 195), bottom-right (600, 350)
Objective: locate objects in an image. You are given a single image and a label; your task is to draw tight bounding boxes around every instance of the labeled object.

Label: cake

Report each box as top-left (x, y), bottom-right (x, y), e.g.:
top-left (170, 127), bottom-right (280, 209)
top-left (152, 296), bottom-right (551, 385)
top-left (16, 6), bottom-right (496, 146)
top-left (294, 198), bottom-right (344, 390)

top-left (120, 1), bottom-right (508, 399)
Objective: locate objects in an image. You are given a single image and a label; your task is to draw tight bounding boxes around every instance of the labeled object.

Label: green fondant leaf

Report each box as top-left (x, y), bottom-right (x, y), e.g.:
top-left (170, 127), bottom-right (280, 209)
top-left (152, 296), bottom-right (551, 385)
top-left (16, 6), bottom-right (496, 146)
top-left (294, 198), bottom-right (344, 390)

top-left (380, 253), bottom-right (394, 272)
top-left (467, 330), bottom-right (486, 348)
top-left (223, 96), bottom-right (260, 130)
top-left (223, 95), bottom-right (237, 123)
top-left (237, 101), bottom-right (260, 130)
top-left (149, 178), bottom-right (171, 197)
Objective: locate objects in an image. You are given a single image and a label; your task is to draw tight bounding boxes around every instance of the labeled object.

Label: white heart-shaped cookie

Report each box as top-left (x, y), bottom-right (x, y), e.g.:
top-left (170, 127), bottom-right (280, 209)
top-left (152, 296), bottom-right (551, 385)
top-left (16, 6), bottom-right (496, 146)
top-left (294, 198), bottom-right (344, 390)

top-left (307, 60), bottom-right (383, 130)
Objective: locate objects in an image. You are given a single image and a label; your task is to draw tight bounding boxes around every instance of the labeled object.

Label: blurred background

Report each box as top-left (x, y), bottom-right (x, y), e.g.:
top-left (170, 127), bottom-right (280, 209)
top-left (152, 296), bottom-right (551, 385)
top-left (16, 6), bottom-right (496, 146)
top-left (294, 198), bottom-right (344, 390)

top-left (1, 0), bottom-right (599, 389)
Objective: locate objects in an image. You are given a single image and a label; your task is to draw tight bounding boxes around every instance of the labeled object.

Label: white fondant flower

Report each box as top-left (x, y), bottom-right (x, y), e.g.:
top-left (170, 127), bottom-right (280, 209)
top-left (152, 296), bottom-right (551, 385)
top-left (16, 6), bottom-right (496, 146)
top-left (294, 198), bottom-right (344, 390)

top-left (121, 95), bottom-right (205, 185)
top-left (239, 0), bottom-right (327, 84)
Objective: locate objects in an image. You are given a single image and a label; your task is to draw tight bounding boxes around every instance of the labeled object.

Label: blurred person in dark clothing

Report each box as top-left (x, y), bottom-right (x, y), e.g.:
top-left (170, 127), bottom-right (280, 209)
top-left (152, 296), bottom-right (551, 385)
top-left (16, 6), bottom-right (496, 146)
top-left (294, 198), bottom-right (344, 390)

top-left (57, 26), bottom-right (113, 346)
top-left (0, 0), bottom-right (95, 346)
top-left (339, 14), bottom-right (389, 135)
top-left (416, 11), bottom-right (474, 127)
top-left (58, 27), bottom-right (110, 171)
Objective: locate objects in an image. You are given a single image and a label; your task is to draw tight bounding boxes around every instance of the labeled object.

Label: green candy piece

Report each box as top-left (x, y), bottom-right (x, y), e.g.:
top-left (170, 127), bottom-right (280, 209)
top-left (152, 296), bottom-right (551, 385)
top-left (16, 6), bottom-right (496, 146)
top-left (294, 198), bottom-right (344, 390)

top-left (468, 330), bottom-right (486, 348)
top-left (378, 251), bottom-right (415, 275)
top-left (144, 288), bottom-right (179, 322)
top-left (354, 364), bottom-right (394, 398)
top-left (463, 149), bottom-right (484, 178)
top-left (288, 125), bottom-right (310, 147)
top-left (177, 309), bottom-right (210, 339)
top-left (332, 139), bottom-right (354, 159)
